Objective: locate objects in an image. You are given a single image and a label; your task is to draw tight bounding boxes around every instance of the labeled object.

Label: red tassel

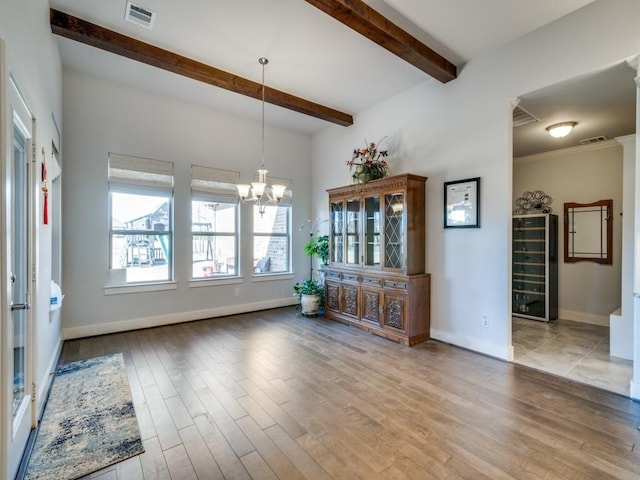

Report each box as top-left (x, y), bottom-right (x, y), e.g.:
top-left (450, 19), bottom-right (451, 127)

top-left (42, 157), bottom-right (49, 225)
top-left (43, 192), bottom-right (48, 225)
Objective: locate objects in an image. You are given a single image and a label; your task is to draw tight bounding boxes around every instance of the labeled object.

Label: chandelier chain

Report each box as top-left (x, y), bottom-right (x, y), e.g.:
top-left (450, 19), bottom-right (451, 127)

top-left (236, 57), bottom-right (286, 217)
top-left (260, 58), bottom-right (266, 168)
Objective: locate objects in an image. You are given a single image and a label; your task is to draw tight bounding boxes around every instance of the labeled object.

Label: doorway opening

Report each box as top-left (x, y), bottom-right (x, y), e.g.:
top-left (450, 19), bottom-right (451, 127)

top-left (510, 61), bottom-right (637, 396)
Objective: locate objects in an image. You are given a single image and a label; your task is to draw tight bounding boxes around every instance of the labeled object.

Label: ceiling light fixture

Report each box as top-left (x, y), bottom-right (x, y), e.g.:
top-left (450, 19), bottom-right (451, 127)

top-left (237, 57), bottom-right (287, 216)
top-left (546, 121), bottom-right (577, 138)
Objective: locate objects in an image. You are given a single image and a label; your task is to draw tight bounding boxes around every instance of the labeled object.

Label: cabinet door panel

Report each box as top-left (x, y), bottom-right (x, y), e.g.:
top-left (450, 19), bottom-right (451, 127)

top-left (346, 199), bottom-right (361, 265)
top-left (342, 284), bottom-right (359, 317)
top-left (384, 193), bottom-right (405, 270)
top-left (330, 201), bottom-right (344, 263)
top-left (384, 293), bottom-right (406, 331)
top-left (326, 282), bottom-right (340, 312)
top-left (364, 195), bottom-right (381, 267)
top-left (512, 214), bottom-right (557, 321)
top-left (362, 288), bottom-right (381, 324)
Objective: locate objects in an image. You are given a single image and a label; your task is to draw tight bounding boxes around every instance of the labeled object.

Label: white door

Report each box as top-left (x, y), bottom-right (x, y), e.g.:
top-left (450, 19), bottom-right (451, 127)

top-left (1, 72), bottom-right (34, 480)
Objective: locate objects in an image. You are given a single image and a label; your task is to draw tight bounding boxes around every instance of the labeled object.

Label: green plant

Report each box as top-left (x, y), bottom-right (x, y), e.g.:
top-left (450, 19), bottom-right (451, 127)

top-left (293, 278), bottom-right (324, 300)
top-left (303, 234), bottom-right (329, 266)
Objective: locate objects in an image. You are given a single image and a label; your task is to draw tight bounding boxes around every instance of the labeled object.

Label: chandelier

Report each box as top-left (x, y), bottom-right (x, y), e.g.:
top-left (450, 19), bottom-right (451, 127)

top-left (237, 57), bottom-right (286, 216)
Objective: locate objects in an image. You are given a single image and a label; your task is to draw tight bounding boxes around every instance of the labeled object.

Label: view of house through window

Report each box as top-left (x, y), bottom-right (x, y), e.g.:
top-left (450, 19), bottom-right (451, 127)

top-left (192, 200), bottom-right (237, 278)
top-left (110, 192), bottom-right (172, 283)
top-left (108, 159), bottom-right (290, 284)
top-left (253, 204), bottom-right (290, 273)
top-left (108, 153), bottom-right (174, 285)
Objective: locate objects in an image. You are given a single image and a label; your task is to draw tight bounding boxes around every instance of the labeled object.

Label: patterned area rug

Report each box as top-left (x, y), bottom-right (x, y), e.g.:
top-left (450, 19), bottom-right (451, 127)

top-left (25, 353), bottom-right (144, 480)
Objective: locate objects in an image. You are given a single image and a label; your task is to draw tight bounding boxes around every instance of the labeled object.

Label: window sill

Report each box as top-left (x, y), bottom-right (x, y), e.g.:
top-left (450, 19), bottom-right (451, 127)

top-left (252, 272), bottom-right (294, 282)
top-left (189, 276), bottom-right (243, 288)
top-left (104, 282), bottom-right (177, 295)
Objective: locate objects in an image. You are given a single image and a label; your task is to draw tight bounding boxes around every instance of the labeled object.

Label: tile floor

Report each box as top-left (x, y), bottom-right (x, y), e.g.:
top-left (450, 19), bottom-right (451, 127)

top-left (512, 316), bottom-right (633, 396)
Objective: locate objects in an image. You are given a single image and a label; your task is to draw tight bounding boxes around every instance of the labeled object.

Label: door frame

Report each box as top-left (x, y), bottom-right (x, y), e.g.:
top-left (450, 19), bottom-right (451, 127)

top-left (0, 43), bottom-right (37, 480)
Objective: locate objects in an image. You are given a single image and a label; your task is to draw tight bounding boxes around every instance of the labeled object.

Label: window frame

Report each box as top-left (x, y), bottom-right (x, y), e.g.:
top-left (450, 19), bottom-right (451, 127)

top-left (107, 153), bottom-right (175, 287)
top-left (252, 203), bottom-right (292, 276)
top-left (108, 187), bottom-right (174, 285)
top-left (190, 195), bottom-right (240, 280)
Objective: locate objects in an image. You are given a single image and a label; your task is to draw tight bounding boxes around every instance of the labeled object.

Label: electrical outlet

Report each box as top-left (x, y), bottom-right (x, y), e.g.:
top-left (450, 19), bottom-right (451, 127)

top-left (481, 315), bottom-right (489, 328)
top-left (234, 287), bottom-right (240, 297)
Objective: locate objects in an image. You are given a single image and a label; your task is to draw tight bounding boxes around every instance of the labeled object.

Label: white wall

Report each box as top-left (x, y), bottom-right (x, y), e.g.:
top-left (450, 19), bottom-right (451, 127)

top-left (0, 0), bottom-right (63, 477)
top-left (310, 0), bottom-right (640, 360)
top-left (1, 0), bottom-right (63, 409)
top-left (514, 142), bottom-right (623, 325)
top-left (61, 70), bottom-right (312, 338)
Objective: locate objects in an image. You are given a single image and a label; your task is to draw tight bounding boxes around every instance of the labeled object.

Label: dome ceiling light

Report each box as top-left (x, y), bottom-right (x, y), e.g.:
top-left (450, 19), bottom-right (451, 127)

top-left (546, 121), bottom-right (577, 138)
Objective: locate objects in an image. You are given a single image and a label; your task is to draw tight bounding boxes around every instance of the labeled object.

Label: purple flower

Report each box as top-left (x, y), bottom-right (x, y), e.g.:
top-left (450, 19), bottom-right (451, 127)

top-left (346, 137), bottom-right (390, 183)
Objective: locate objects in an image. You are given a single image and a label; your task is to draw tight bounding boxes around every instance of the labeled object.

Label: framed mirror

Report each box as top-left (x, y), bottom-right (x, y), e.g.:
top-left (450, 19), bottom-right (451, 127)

top-left (564, 199), bottom-right (613, 264)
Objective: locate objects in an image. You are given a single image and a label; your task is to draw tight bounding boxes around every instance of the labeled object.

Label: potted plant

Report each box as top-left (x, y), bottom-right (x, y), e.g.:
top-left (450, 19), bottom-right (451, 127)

top-left (304, 234), bottom-right (329, 270)
top-left (346, 137), bottom-right (390, 185)
top-left (293, 278), bottom-right (324, 316)
top-left (294, 232), bottom-right (329, 317)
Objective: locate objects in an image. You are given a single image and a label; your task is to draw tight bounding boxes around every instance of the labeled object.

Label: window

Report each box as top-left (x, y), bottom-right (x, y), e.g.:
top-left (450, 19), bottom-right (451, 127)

top-left (108, 154), bottom-right (174, 285)
top-left (191, 166), bottom-right (240, 279)
top-left (253, 178), bottom-right (292, 274)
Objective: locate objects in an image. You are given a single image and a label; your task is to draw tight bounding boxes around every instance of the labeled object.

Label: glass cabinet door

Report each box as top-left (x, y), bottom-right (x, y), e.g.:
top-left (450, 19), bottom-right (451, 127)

top-left (364, 195), bottom-right (381, 267)
top-left (512, 216), bottom-right (546, 318)
top-left (384, 193), bottom-right (405, 269)
top-left (346, 199), bottom-right (361, 265)
top-left (330, 201), bottom-right (344, 263)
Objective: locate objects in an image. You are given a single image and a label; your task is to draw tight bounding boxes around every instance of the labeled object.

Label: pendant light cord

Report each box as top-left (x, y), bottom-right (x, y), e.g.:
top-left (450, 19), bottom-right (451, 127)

top-left (260, 57), bottom-right (267, 169)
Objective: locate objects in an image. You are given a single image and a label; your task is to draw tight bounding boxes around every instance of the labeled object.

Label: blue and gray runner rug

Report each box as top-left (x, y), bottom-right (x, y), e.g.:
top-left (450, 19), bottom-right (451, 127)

top-left (25, 353), bottom-right (144, 480)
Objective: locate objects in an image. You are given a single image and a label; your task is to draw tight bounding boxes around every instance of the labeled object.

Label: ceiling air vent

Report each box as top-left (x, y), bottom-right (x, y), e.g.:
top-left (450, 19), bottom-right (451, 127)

top-left (513, 105), bottom-right (539, 127)
top-left (579, 135), bottom-right (608, 145)
top-left (125, 2), bottom-right (156, 29)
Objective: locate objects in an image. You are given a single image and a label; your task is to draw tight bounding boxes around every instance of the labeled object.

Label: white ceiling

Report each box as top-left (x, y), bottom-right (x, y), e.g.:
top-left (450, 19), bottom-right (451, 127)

top-left (51, 0), bottom-right (617, 149)
top-left (513, 62), bottom-right (637, 158)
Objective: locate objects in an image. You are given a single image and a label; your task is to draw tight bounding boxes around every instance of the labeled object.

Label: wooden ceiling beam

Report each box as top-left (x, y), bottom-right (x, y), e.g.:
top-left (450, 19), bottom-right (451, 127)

top-left (305, 0), bottom-right (457, 83)
top-left (50, 9), bottom-right (353, 127)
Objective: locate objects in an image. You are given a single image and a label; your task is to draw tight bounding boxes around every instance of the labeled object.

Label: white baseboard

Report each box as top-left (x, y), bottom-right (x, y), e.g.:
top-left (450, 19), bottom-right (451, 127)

top-left (430, 328), bottom-right (511, 360)
top-left (558, 309), bottom-right (609, 327)
top-left (62, 297), bottom-right (299, 340)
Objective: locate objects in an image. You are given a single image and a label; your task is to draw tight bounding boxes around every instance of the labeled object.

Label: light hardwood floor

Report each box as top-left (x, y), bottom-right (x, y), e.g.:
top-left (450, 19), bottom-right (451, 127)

top-left (58, 307), bottom-right (640, 480)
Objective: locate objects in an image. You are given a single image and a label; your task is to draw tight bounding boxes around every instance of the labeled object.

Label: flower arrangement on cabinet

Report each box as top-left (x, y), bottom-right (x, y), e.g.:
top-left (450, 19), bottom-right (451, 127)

top-left (346, 137), bottom-right (390, 184)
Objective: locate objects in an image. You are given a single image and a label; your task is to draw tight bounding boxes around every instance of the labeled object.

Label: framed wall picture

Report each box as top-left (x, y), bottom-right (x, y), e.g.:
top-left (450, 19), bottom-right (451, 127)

top-left (444, 177), bottom-right (480, 228)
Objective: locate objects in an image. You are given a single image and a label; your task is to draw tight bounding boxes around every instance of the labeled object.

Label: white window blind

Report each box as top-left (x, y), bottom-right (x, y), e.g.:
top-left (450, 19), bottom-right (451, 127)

top-left (108, 153), bottom-right (174, 192)
top-left (191, 165), bottom-right (240, 203)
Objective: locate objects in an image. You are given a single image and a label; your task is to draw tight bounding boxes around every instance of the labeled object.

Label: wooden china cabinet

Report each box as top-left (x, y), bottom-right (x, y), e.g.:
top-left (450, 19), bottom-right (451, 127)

top-left (324, 173), bottom-right (430, 346)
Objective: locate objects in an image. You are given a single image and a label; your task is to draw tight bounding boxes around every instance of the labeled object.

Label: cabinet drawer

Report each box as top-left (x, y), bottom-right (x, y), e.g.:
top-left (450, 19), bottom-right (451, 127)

top-left (325, 270), bottom-right (342, 281)
top-left (362, 276), bottom-right (382, 287)
top-left (384, 279), bottom-right (407, 290)
top-left (343, 273), bottom-right (360, 283)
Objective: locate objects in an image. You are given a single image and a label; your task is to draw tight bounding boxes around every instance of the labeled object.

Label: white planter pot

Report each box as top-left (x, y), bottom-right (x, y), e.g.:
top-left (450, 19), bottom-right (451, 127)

top-left (300, 294), bottom-right (321, 316)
